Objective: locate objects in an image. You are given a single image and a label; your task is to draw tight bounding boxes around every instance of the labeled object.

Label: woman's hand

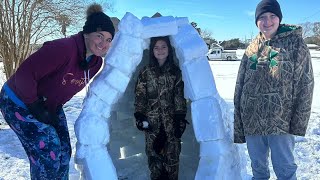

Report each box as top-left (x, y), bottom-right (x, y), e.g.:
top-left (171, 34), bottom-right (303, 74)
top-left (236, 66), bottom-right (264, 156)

top-left (26, 99), bottom-right (59, 126)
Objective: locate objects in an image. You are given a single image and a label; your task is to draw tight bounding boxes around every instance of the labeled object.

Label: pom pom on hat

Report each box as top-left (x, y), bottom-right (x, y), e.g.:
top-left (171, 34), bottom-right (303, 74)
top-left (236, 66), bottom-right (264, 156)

top-left (83, 3), bottom-right (115, 38)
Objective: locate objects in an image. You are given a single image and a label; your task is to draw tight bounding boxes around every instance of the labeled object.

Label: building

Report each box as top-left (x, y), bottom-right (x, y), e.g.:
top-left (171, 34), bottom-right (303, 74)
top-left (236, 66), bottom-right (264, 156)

top-left (307, 44), bottom-right (320, 50)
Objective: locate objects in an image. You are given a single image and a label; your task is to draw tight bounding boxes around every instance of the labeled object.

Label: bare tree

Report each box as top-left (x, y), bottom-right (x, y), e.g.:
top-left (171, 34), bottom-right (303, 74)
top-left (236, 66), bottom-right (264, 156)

top-left (200, 29), bottom-right (217, 48)
top-left (300, 22), bottom-right (314, 38)
top-left (313, 22), bottom-right (320, 37)
top-left (312, 22), bottom-right (320, 45)
top-left (0, 0), bottom-right (113, 79)
top-left (200, 29), bottom-right (213, 40)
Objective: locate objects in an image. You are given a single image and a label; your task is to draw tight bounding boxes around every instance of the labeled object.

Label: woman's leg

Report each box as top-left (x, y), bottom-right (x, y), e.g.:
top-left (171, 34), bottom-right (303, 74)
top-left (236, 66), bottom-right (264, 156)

top-left (0, 91), bottom-right (66, 179)
top-left (54, 108), bottom-right (72, 179)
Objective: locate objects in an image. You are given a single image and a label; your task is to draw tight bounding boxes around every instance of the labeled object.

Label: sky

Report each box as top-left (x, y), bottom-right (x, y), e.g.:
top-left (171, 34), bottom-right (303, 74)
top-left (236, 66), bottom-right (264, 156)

top-left (107, 0), bottom-right (320, 41)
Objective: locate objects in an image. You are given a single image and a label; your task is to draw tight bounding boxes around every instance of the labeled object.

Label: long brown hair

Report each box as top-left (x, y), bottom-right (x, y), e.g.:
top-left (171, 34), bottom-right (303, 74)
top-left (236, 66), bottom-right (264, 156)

top-left (149, 36), bottom-right (174, 66)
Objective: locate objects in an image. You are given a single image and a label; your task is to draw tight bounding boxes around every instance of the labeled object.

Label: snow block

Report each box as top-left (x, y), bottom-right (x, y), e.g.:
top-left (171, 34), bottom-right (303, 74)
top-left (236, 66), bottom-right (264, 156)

top-left (108, 33), bottom-right (146, 55)
top-left (103, 67), bottom-right (130, 93)
top-left (74, 114), bottom-right (110, 145)
top-left (118, 12), bottom-right (143, 38)
top-left (195, 141), bottom-right (242, 180)
top-left (196, 154), bottom-right (236, 180)
top-left (195, 156), bottom-right (224, 180)
top-left (182, 57), bottom-right (218, 101)
top-left (83, 147), bottom-right (118, 180)
top-left (74, 142), bottom-right (87, 163)
top-left (191, 98), bottom-right (224, 142)
top-left (90, 80), bottom-right (120, 106)
top-left (141, 16), bottom-right (178, 38)
top-left (175, 17), bottom-right (189, 27)
top-left (106, 50), bottom-right (143, 76)
top-left (83, 94), bottom-right (112, 118)
top-left (74, 143), bottom-right (108, 164)
top-left (198, 140), bottom-right (231, 157)
top-left (216, 96), bottom-right (235, 141)
top-left (171, 25), bottom-right (208, 62)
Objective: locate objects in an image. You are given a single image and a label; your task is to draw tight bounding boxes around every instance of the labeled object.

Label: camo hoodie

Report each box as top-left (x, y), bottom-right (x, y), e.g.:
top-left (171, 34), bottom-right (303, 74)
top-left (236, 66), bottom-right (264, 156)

top-left (234, 24), bottom-right (314, 143)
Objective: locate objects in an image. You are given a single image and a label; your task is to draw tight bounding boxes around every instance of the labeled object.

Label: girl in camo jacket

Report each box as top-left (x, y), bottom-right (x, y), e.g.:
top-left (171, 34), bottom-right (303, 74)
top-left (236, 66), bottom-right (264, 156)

top-left (134, 36), bottom-right (187, 180)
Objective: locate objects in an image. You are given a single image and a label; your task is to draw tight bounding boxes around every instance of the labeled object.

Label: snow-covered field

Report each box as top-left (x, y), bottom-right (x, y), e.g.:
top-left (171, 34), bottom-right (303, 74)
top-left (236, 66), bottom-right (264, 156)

top-left (0, 49), bottom-right (319, 179)
top-left (211, 49), bottom-right (320, 180)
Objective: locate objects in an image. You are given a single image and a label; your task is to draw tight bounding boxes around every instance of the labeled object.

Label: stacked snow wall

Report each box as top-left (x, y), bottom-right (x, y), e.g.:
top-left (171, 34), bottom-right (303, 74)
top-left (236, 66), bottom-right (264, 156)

top-left (74, 12), bottom-right (246, 180)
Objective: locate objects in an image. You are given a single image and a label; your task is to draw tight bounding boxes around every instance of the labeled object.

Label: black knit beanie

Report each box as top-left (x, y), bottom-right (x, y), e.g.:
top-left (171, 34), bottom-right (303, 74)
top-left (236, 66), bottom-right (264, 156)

top-left (255, 0), bottom-right (282, 25)
top-left (83, 4), bottom-right (115, 38)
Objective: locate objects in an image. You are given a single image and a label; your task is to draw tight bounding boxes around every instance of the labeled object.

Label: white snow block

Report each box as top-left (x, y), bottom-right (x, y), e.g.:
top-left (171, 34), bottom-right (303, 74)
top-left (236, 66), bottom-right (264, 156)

top-left (83, 147), bottom-right (118, 180)
top-left (75, 142), bottom-right (88, 163)
top-left (106, 51), bottom-right (143, 76)
top-left (175, 17), bottom-right (189, 27)
top-left (141, 16), bottom-right (178, 38)
top-left (75, 114), bottom-right (110, 145)
top-left (90, 79), bottom-right (120, 106)
top-left (195, 156), bottom-right (225, 180)
top-left (195, 141), bottom-right (242, 180)
top-left (196, 155), bottom-right (234, 180)
top-left (108, 33), bottom-right (146, 55)
top-left (82, 94), bottom-right (112, 118)
top-left (217, 96), bottom-right (235, 141)
top-left (75, 143), bottom-right (107, 164)
top-left (198, 140), bottom-right (230, 157)
top-left (103, 67), bottom-right (130, 93)
top-left (182, 57), bottom-right (218, 101)
top-left (191, 98), bottom-right (224, 141)
top-left (118, 12), bottom-right (143, 38)
top-left (171, 25), bottom-right (208, 62)
top-left (88, 66), bottom-right (125, 104)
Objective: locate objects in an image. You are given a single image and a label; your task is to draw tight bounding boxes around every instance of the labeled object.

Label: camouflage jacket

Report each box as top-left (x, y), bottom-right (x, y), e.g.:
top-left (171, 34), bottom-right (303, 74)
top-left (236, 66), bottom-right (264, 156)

top-left (234, 24), bottom-right (314, 143)
top-left (134, 61), bottom-right (187, 135)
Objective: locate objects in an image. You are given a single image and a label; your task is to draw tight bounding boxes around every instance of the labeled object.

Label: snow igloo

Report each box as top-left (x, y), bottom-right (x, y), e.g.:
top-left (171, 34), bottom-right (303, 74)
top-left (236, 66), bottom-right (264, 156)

top-left (74, 12), bottom-right (246, 180)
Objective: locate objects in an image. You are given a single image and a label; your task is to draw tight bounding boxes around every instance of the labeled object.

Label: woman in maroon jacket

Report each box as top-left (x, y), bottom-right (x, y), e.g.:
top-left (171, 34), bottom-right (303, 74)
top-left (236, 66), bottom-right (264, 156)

top-left (0, 3), bottom-right (114, 179)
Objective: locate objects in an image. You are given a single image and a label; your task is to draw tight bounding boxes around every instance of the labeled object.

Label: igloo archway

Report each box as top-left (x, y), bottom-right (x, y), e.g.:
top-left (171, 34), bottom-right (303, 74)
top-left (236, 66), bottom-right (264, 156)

top-left (74, 12), bottom-right (246, 180)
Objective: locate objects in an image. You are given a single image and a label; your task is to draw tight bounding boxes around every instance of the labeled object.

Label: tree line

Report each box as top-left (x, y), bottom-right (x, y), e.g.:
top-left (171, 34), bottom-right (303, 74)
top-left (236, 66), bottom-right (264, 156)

top-left (1, 1), bottom-right (319, 80)
top-left (192, 21), bottom-right (320, 50)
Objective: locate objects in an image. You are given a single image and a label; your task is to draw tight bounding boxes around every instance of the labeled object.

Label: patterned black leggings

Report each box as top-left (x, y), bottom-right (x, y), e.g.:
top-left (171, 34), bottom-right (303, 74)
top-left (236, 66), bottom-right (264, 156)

top-left (0, 88), bottom-right (71, 180)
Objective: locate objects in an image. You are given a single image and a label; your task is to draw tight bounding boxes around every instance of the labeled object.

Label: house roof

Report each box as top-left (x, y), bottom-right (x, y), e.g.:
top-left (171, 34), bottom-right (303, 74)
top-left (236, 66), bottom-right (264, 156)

top-left (152, 12), bottom-right (162, 18)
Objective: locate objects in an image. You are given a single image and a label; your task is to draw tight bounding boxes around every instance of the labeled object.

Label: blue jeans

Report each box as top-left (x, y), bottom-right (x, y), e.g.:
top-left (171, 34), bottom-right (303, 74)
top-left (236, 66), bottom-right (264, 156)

top-left (246, 135), bottom-right (297, 180)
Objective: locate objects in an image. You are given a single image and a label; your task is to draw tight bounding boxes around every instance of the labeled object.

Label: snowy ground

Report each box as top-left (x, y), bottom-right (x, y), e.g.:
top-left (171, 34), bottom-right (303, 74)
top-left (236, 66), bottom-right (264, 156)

top-left (210, 49), bottom-right (320, 180)
top-left (0, 50), bottom-right (320, 179)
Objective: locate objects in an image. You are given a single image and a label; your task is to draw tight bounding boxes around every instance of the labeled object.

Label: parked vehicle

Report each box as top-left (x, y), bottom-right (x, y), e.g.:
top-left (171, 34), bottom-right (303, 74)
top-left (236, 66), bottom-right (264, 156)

top-left (207, 46), bottom-right (238, 61)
